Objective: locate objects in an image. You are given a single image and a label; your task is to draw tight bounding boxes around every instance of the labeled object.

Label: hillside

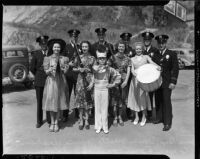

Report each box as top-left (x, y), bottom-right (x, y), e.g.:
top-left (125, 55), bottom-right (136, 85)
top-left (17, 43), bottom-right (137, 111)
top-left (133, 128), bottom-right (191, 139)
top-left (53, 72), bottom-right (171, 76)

top-left (3, 4), bottom-right (194, 50)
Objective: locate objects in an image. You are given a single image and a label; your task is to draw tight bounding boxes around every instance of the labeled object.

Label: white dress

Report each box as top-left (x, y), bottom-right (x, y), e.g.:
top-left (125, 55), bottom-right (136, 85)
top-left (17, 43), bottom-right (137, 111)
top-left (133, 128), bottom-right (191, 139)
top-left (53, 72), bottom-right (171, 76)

top-left (127, 55), bottom-right (151, 112)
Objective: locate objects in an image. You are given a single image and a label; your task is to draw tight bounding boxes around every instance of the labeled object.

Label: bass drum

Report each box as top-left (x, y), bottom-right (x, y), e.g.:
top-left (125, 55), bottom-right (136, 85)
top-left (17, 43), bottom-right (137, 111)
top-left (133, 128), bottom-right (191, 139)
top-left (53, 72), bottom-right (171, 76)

top-left (136, 63), bottom-right (162, 92)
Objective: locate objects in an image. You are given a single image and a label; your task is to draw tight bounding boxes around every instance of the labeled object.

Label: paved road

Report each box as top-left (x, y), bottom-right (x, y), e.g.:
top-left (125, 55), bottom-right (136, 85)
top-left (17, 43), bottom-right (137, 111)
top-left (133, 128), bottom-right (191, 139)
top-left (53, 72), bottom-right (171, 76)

top-left (2, 70), bottom-right (194, 158)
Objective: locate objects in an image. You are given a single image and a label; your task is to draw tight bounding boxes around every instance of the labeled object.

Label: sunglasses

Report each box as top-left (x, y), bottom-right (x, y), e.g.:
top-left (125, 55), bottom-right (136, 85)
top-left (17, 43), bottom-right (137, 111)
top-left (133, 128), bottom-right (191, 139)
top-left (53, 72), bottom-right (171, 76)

top-left (98, 57), bottom-right (107, 60)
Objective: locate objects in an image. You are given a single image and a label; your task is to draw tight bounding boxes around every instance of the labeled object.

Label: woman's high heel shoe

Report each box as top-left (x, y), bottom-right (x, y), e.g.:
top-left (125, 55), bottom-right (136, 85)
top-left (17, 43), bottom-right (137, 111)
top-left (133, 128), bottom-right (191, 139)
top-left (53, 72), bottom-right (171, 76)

top-left (133, 118), bottom-right (139, 125)
top-left (79, 120), bottom-right (84, 130)
top-left (140, 118), bottom-right (146, 126)
top-left (54, 124), bottom-right (59, 132)
top-left (113, 118), bottom-right (118, 127)
top-left (49, 124), bottom-right (54, 132)
top-left (118, 117), bottom-right (124, 126)
top-left (85, 120), bottom-right (90, 130)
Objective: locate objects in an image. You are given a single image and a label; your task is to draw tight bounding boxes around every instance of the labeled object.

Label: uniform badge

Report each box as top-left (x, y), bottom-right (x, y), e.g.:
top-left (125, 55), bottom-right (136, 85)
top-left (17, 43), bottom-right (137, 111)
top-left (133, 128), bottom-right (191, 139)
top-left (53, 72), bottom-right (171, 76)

top-left (166, 54), bottom-right (170, 60)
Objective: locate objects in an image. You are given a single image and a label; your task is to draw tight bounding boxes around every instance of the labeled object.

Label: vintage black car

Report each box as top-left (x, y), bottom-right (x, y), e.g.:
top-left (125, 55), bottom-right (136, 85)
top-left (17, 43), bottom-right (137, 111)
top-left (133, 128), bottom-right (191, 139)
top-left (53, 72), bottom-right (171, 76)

top-left (170, 48), bottom-right (194, 69)
top-left (2, 45), bottom-right (34, 88)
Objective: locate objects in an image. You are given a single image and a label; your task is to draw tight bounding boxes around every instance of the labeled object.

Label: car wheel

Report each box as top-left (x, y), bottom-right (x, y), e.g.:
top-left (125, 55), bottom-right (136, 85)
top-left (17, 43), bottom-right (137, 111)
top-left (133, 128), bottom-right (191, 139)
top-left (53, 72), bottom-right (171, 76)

top-left (8, 63), bottom-right (28, 83)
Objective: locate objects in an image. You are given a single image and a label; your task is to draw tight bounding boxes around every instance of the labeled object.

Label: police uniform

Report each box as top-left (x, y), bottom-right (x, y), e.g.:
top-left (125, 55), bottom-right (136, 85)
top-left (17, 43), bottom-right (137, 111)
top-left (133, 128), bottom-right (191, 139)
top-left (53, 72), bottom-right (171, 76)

top-left (63, 29), bottom-right (80, 120)
top-left (30, 35), bottom-right (51, 128)
top-left (141, 31), bottom-right (161, 122)
top-left (154, 35), bottom-right (179, 131)
top-left (91, 27), bottom-right (114, 59)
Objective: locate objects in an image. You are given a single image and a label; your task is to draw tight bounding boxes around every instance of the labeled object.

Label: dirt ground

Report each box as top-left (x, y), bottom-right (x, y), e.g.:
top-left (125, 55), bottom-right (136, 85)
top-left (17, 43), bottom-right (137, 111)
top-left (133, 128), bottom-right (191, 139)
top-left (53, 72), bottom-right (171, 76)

top-left (2, 70), bottom-right (194, 158)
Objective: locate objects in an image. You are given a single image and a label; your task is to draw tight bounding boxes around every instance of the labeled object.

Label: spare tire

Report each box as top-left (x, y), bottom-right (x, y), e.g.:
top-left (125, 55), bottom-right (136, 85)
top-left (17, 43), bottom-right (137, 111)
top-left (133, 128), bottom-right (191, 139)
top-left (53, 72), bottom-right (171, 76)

top-left (8, 63), bottom-right (28, 83)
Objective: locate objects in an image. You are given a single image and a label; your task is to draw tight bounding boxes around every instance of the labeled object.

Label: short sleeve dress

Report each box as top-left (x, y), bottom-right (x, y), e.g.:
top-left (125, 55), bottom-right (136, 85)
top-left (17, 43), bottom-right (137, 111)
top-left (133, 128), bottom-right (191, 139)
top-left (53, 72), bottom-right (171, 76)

top-left (74, 53), bottom-right (95, 110)
top-left (108, 53), bottom-right (131, 107)
top-left (42, 54), bottom-right (69, 112)
top-left (127, 55), bottom-right (151, 112)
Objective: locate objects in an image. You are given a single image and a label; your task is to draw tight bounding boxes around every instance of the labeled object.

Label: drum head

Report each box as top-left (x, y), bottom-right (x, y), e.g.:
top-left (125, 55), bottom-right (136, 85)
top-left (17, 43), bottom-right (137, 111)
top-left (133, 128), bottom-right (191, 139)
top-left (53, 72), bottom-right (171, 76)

top-left (136, 64), bottom-right (160, 84)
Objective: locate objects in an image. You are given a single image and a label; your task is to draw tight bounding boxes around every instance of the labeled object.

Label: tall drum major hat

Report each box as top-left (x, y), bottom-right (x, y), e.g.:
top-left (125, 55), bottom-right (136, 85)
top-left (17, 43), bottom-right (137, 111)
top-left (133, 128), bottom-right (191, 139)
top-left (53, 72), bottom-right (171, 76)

top-left (47, 38), bottom-right (66, 51)
top-left (95, 27), bottom-right (107, 35)
top-left (155, 35), bottom-right (169, 44)
top-left (68, 29), bottom-right (80, 37)
top-left (36, 35), bottom-right (49, 44)
top-left (120, 32), bottom-right (132, 41)
top-left (141, 31), bottom-right (154, 40)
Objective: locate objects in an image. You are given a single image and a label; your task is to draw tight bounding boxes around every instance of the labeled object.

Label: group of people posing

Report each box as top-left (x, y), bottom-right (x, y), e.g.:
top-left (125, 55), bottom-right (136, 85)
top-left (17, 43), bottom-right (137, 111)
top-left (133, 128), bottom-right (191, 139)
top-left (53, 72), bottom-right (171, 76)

top-left (30, 27), bottom-right (179, 134)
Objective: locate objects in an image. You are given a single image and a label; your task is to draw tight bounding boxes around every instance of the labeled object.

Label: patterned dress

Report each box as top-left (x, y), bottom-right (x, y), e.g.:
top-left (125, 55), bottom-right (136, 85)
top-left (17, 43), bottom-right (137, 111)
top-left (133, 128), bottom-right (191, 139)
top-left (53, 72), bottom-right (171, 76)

top-left (74, 53), bottom-right (95, 110)
top-left (108, 53), bottom-right (131, 107)
top-left (42, 54), bottom-right (69, 112)
top-left (127, 55), bottom-right (151, 112)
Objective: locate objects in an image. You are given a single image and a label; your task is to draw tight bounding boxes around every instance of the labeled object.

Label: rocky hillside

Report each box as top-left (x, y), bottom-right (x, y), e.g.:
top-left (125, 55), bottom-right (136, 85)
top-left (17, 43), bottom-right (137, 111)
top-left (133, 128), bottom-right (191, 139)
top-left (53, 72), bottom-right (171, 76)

top-left (3, 3), bottom-right (194, 50)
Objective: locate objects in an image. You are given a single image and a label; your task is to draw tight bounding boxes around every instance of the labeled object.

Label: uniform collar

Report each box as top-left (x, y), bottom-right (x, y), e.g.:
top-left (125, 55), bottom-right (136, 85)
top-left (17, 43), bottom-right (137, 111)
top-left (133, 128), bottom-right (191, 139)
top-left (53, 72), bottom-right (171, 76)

top-left (42, 50), bottom-right (48, 56)
top-left (70, 41), bottom-right (74, 47)
top-left (145, 45), bottom-right (151, 52)
top-left (160, 48), bottom-right (167, 55)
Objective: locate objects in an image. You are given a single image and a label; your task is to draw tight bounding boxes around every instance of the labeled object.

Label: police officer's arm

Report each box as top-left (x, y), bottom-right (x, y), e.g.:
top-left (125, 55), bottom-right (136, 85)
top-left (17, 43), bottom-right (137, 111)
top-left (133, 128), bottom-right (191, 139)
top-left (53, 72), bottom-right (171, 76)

top-left (30, 51), bottom-right (36, 75)
top-left (170, 51), bottom-right (179, 85)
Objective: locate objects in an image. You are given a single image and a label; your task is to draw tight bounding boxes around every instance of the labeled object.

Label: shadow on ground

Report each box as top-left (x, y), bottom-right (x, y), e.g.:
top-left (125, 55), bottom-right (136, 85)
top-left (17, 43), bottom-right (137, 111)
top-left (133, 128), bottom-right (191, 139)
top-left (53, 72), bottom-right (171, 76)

top-left (3, 84), bottom-right (34, 94)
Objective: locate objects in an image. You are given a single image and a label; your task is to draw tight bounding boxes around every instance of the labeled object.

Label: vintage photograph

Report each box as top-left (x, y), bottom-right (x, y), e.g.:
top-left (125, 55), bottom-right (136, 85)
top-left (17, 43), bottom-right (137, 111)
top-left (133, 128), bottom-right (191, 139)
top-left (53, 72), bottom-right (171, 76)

top-left (2, 1), bottom-right (194, 158)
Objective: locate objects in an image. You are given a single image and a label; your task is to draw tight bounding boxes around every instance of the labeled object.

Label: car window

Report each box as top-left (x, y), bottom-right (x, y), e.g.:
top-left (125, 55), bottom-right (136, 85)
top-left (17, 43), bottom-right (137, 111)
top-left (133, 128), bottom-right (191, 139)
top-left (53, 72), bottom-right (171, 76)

top-left (5, 51), bottom-right (16, 57)
top-left (16, 50), bottom-right (25, 57)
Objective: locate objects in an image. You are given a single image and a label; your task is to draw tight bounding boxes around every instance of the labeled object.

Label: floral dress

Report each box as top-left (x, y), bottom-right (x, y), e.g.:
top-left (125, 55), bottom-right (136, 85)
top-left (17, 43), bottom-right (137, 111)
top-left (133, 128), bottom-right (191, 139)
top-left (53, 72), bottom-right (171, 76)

top-left (74, 53), bottom-right (95, 110)
top-left (108, 53), bottom-right (131, 107)
top-left (42, 54), bottom-right (69, 112)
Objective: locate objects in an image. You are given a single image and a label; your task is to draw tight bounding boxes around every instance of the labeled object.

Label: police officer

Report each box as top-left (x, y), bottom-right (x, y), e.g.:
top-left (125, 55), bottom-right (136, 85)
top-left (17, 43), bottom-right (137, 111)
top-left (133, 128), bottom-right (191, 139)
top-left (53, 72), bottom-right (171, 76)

top-left (118, 32), bottom-right (135, 57)
top-left (62, 29), bottom-right (80, 121)
top-left (154, 35), bottom-right (179, 131)
top-left (141, 31), bottom-right (161, 122)
top-left (91, 27), bottom-right (114, 59)
top-left (30, 35), bottom-right (51, 128)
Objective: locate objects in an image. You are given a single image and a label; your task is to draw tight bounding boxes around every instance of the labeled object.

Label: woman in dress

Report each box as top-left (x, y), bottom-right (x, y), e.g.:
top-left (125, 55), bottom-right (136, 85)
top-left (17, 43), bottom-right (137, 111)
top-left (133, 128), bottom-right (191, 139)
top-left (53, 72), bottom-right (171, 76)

top-left (43, 39), bottom-right (69, 132)
top-left (127, 42), bottom-right (161, 126)
top-left (73, 41), bottom-right (95, 130)
top-left (108, 40), bottom-right (131, 126)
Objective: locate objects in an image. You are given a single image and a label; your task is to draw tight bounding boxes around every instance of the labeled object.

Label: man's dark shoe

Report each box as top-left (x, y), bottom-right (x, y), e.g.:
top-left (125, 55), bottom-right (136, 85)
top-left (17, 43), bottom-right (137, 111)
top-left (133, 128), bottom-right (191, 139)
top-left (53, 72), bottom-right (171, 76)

top-left (163, 125), bottom-right (171, 131)
top-left (36, 123), bottom-right (42, 128)
top-left (153, 119), bottom-right (162, 124)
